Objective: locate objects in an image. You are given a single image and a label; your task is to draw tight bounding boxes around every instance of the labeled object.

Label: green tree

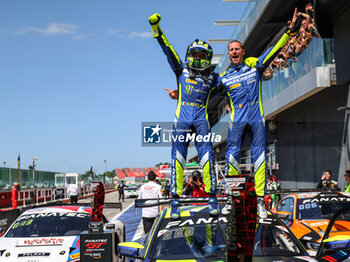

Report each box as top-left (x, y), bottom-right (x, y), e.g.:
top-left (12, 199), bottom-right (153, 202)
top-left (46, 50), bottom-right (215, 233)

top-left (155, 162), bottom-right (170, 167)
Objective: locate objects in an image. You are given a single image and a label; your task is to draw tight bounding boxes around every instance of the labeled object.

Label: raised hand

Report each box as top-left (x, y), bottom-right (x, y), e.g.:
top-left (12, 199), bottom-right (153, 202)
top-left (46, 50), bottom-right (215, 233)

top-left (287, 8), bottom-right (302, 36)
top-left (164, 88), bottom-right (178, 99)
top-left (148, 13), bottom-right (161, 38)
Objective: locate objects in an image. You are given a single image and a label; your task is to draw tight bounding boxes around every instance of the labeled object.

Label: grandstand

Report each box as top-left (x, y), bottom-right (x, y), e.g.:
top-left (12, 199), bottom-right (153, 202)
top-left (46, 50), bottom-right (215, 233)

top-left (115, 168), bottom-right (127, 179)
top-left (115, 167), bottom-right (167, 180)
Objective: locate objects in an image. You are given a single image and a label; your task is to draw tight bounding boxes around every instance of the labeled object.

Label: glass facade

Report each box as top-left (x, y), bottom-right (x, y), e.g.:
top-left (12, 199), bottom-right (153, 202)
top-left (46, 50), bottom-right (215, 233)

top-left (189, 1), bottom-right (335, 164)
top-left (0, 167), bottom-right (63, 190)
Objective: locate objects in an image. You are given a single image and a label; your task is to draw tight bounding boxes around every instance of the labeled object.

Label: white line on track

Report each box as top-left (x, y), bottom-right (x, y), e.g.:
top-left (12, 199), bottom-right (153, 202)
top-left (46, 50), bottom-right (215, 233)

top-left (132, 220), bottom-right (144, 241)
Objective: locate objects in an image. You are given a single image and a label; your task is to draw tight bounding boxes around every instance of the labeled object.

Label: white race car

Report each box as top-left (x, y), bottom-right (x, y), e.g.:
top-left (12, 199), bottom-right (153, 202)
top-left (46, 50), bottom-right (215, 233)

top-left (124, 186), bottom-right (139, 198)
top-left (0, 205), bottom-right (124, 261)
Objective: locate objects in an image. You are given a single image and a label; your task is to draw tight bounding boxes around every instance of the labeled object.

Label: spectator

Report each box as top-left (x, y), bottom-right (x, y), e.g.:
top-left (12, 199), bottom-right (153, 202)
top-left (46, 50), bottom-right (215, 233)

top-left (11, 183), bottom-right (20, 209)
top-left (344, 170), bottom-right (350, 193)
top-left (263, 4), bottom-right (320, 78)
top-left (164, 182), bottom-right (170, 199)
top-left (67, 180), bottom-right (79, 204)
top-left (138, 171), bottom-right (163, 234)
top-left (117, 181), bottom-right (127, 202)
top-left (80, 179), bottom-right (85, 196)
top-left (265, 175), bottom-right (279, 209)
top-left (316, 169), bottom-right (340, 191)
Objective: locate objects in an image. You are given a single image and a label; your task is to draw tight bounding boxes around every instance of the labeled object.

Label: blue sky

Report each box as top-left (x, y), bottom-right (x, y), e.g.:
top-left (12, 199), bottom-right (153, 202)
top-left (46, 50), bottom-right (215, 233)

top-left (0, 0), bottom-right (248, 174)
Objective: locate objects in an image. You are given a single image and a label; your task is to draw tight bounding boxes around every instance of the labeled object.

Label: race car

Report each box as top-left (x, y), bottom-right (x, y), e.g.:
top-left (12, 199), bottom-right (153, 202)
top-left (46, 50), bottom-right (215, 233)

top-left (118, 203), bottom-right (316, 261)
top-left (272, 191), bottom-right (350, 254)
top-left (0, 205), bottom-right (125, 261)
top-left (316, 206), bottom-right (350, 261)
top-left (124, 186), bottom-right (139, 198)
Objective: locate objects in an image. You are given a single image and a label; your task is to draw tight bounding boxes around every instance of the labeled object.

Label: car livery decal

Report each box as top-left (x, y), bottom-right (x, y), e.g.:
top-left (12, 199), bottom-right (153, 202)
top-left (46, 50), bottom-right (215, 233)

top-left (302, 196), bottom-right (350, 204)
top-left (67, 235), bottom-right (80, 262)
top-left (17, 237), bottom-right (64, 246)
top-left (320, 251), bottom-right (349, 262)
top-left (18, 252), bottom-right (50, 257)
top-left (165, 216), bottom-right (228, 229)
top-left (144, 209), bottom-right (167, 258)
top-left (49, 206), bottom-right (93, 215)
top-left (17, 212), bottom-right (90, 221)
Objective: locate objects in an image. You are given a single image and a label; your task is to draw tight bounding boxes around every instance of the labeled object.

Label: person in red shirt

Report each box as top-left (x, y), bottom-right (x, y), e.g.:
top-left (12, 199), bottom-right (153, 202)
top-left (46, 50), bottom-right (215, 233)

top-left (11, 183), bottom-right (20, 209)
top-left (184, 170), bottom-right (207, 198)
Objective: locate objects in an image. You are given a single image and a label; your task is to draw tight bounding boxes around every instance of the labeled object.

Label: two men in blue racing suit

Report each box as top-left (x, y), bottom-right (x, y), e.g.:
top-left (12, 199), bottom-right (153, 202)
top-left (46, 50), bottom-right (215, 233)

top-left (148, 13), bottom-right (219, 219)
top-left (218, 10), bottom-right (301, 218)
top-left (149, 9), bottom-right (301, 220)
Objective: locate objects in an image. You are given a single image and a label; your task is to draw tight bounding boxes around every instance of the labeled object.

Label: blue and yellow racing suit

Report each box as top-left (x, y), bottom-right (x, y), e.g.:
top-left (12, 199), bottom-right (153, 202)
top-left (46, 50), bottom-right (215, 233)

top-left (219, 33), bottom-right (290, 197)
top-left (152, 27), bottom-right (218, 196)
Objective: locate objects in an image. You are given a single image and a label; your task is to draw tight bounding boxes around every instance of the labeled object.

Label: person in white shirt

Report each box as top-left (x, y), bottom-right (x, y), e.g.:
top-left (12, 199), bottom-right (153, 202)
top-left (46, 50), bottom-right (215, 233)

top-left (80, 179), bottom-right (85, 196)
top-left (67, 180), bottom-right (79, 204)
top-left (138, 171), bottom-right (163, 234)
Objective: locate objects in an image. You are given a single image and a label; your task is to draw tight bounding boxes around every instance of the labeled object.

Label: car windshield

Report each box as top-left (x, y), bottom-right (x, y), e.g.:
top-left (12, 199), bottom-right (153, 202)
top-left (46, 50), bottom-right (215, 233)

top-left (5, 212), bottom-right (90, 237)
top-left (151, 221), bottom-right (227, 261)
top-left (149, 212), bottom-right (305, 261)
top-left (127, 187), bottom-right (138, 191)
top-left (297, 200), bottom-right (350, 219)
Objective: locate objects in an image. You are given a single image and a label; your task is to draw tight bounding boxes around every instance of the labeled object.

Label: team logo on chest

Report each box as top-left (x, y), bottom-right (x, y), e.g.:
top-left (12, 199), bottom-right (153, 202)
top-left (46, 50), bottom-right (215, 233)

top-left (185, 79), bottom-right (197, 84)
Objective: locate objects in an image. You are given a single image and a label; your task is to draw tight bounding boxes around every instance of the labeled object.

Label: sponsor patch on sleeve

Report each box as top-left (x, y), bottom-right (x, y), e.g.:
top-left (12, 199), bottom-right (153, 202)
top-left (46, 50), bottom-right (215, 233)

top-left (229, 83), bottom-right (241, 89)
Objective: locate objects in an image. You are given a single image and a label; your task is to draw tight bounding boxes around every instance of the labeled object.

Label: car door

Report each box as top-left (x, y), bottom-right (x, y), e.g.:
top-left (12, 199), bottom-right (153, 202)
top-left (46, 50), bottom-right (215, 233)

top-left (276, 196), bottom-right (295, 225)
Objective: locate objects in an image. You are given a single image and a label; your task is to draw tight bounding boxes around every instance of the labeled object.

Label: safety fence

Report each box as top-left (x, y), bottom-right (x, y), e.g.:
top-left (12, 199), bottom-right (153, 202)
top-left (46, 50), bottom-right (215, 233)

top-left (0, 184), bottom-right (116, 209)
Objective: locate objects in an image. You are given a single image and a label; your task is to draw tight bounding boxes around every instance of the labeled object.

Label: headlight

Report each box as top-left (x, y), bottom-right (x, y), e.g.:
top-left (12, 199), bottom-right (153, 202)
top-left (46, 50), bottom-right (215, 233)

top-left (306, 242), bottom-right (320, 250)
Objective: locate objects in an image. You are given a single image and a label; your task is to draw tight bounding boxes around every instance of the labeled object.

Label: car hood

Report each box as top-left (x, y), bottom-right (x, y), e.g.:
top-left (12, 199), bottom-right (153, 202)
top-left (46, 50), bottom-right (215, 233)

top-left (0, 235), bottom-right (80, 261)
top-left (299, 219), bottom-right (350, 241)
top-left (300, 219), bottom-right (329, 232)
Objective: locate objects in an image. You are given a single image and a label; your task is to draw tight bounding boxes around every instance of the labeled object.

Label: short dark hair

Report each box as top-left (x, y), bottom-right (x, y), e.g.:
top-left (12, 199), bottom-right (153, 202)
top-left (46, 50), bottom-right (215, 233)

top-left (148, 171), bottom-right (156, 181)
top-left (228, 40), bottom-right (244, 49)
top-left (324, 169), bottom-right (332, 176)
top-left (345, 170), bottom-right (350, 177)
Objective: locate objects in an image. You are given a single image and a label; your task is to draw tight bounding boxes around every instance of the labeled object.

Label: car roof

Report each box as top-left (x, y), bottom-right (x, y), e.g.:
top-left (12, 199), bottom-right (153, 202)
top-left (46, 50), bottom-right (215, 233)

top-left (21, 206), bottom-right (92, 216)
top-left (285, 191), bottom-right (350, 200)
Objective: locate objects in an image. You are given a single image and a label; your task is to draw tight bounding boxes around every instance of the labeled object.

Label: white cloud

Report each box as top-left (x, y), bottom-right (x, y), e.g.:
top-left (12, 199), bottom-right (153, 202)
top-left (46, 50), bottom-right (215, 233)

top-left (28, 23), bottom-right (79, 36)
top-left (128, 31), bottom-right (152, 38)
top-left (72, 33), bottom-right (85, 40)
top-left (105, 27), bottom-right (152, 39)
top-left (105, 28), bottom-right (120, 36)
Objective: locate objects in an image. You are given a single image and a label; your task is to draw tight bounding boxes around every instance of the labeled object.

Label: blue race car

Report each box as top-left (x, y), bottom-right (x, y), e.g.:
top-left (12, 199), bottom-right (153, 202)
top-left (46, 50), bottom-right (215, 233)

top-left (118, 203), bottom-right (316, 261)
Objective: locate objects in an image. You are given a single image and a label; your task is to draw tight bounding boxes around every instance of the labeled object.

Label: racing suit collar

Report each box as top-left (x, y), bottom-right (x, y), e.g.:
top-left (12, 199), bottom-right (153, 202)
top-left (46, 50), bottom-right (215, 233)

top-left (229, 63), bottom-right (243, 71)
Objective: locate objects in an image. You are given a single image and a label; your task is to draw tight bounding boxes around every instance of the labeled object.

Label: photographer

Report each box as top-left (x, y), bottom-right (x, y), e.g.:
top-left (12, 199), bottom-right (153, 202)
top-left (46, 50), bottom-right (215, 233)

top-left (316, 169), bottom-right (340, 191)
top-left (187, 170), bottom-right (207, 198)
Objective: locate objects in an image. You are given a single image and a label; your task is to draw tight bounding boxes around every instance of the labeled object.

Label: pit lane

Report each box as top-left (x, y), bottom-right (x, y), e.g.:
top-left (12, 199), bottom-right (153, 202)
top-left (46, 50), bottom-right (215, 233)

top-left (79, 191), bottom-right (144, 241)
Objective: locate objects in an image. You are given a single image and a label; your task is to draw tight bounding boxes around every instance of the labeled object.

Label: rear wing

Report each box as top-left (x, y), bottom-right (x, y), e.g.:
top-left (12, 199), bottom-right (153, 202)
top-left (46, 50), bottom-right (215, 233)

top-left (135, 196), bottom-right (229, 208)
